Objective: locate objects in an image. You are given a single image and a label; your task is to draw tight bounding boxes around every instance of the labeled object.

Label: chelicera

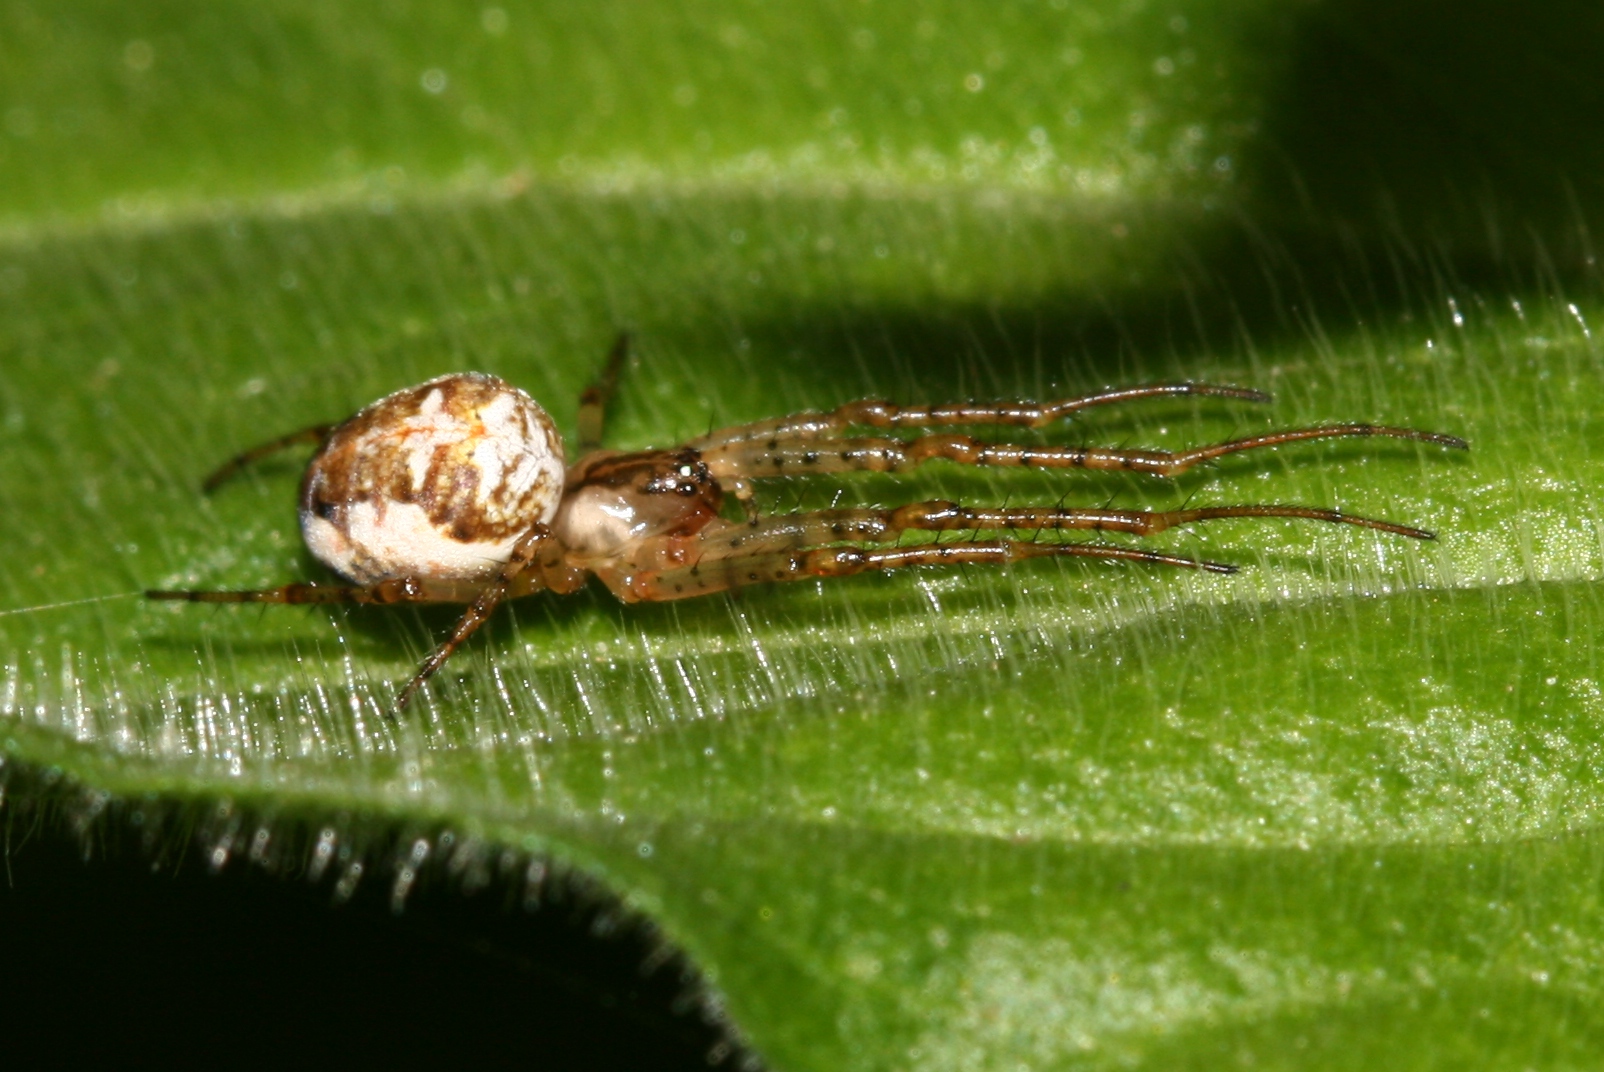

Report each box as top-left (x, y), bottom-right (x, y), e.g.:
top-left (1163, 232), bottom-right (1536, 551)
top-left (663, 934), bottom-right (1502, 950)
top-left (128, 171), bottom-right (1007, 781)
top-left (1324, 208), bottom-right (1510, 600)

top-left (149, 336), bottom-right (1467, 711)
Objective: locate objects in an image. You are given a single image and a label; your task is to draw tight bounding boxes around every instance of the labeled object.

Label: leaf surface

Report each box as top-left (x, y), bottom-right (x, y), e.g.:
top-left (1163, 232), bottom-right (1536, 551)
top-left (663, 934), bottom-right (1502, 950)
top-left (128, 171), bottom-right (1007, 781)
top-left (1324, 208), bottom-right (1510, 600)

top-left (3, 3), bottom-right (1604, 1068)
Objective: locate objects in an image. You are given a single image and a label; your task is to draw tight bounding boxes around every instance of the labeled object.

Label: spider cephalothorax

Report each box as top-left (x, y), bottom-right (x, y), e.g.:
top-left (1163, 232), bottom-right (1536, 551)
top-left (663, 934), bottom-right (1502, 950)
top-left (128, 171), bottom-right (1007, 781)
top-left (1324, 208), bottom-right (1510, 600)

top-left (151, 336), bottom-right (1466, 712)
top-left (553, 447), bottom-right (725, 559)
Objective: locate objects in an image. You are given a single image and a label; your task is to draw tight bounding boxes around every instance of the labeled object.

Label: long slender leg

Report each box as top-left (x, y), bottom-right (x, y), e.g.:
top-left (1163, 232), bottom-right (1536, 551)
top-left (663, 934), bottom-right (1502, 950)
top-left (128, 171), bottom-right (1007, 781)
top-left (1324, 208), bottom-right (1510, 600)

top-left (602, 539), bottom-right (1233, 602)
top-left (576, 333), bottom-right (630, 452)
top-left (701, 423), bottom-right (1468, 481)
top-left (146, 577), bottom-right (483, 605)
top-left (393, 524), bottom-right (559, 711)
top-left (687, 382), bottom-right (1271, 450)
top-left (201, 424), bottom-right (340, 493)
top-left (598, 499), bottom-right (1434, 589)
top-left (149, 529), bottom-right (567, 714)
top-left (645, 500), bottom-right (1436, 564)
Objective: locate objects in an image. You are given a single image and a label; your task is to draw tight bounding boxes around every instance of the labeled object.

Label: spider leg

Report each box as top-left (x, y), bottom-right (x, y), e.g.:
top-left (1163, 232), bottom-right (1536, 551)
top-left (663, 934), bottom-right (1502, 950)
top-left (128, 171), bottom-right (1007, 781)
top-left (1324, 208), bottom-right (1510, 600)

top-left (600, 538), bottom-right (1233, 602)
top-left (701, 423), bottom-right (1468, 480)
top-left (150, 528), bottom-right (574, 713)
top-left (576, 332), bottom-right (630, 452)
top-left (201, 424), bottom-right (340, 492)
top-left (393, 524), bottom-right (569, 711)
top-left (150, 576), bottom-right (482, 719)
top-left (687, 382), bottom-right (1271, 450)
top-left (674, 501), bottom-right (1438, 562)
top-left (595, 492), bottom-right (1440, 602)
top-left (146, 577), bottom-right (482, 605)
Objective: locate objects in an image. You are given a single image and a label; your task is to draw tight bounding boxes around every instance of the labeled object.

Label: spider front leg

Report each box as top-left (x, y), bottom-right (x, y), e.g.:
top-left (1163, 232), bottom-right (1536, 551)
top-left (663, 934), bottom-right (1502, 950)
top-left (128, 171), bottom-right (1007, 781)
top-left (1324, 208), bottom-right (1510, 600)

top-left (701, 422), bottom-right (1467, 480)
top-left (600, 535), bottom-right (1232, 602)
top-left (676, 499), bottom-right (1439, 562)
top-left (687, 382), bottom-right (1273, 450)
top-left (597, 493), bottom-right (1438, 601)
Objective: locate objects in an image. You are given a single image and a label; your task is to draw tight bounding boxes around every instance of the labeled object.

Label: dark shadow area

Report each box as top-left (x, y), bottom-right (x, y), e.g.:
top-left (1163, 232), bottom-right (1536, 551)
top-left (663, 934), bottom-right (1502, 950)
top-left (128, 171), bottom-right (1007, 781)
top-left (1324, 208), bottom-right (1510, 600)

top-left (0, 820), bottom-right (749, 1070)
top-left (1254, 0), bottom-right (1604, 248)
top-left (721, 1), bottom-right (1604, 399)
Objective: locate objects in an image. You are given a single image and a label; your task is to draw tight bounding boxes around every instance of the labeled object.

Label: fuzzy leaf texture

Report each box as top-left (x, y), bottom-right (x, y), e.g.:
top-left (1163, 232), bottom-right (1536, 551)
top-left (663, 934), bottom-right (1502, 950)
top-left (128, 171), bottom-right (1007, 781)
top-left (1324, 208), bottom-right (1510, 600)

top-left (3, 1), bottom-right (1604, 1068)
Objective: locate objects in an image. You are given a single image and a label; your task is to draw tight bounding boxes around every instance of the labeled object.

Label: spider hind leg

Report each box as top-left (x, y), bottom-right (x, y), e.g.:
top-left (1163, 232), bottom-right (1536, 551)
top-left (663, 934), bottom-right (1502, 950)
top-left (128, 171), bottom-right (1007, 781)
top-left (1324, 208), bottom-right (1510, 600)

top-left (145, 577), bottom-right (482, 605)
top-left (200, 423), bottom-right (340, 493)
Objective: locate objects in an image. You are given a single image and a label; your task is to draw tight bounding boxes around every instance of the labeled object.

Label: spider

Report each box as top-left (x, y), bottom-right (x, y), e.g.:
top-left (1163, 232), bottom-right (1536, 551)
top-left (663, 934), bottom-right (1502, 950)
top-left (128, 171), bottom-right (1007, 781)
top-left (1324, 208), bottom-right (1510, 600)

top-left (148, 336), bottom-right (1467, 712)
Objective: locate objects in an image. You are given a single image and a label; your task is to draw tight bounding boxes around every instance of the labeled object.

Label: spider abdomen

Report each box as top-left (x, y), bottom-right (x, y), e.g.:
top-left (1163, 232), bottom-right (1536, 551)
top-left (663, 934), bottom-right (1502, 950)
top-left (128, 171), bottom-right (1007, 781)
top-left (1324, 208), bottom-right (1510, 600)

top-left (300, 372), bottom-right (565, 584)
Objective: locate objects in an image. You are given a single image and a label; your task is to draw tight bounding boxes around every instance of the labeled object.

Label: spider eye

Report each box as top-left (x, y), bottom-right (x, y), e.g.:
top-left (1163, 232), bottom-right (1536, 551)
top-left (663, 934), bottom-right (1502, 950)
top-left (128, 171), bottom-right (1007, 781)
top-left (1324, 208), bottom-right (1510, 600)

top-left (678, 465), bottom-right (695, 478)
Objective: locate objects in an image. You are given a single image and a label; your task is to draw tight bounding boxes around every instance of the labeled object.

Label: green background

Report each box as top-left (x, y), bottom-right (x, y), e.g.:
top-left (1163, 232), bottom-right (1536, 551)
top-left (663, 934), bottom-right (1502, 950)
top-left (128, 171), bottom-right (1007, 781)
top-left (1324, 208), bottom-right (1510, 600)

top-left (3, 1), bottom-right (1604, 1067)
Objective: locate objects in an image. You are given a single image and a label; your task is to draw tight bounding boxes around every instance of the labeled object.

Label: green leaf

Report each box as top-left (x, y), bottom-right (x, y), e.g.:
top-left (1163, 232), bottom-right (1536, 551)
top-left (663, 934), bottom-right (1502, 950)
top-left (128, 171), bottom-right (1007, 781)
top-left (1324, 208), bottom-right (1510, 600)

top-left (4, 2), bottom-right (1604, 1068)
